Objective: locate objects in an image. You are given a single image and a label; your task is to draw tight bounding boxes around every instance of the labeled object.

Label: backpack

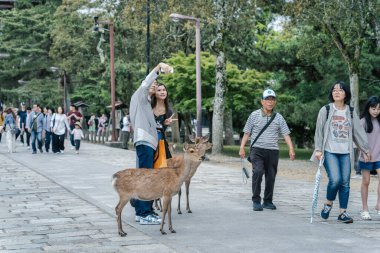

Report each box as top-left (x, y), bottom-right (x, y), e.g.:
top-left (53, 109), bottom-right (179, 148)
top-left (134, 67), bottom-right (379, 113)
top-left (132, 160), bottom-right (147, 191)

top-left (325, 104), bottom-right (354, 120)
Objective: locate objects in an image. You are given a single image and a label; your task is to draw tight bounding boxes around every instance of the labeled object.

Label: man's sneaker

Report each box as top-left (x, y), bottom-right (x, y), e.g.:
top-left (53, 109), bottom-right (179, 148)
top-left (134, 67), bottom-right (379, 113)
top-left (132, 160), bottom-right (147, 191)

top-left (139, 214), bottom-right (161, 225)
top-left (338, 211), bottom-right (353, 223)
top-left (152, 213), bottom-right (162, 222)
top-left (253, 201), bottom-right (263, 211)
top-left (135, 215), bottom-right (141, 222)
top-left (39, 148), bottom-right (43, 153)
top-left (262, 201), bottom-right (277, 210)
top-left (320, 204), bottom-right (332, 219)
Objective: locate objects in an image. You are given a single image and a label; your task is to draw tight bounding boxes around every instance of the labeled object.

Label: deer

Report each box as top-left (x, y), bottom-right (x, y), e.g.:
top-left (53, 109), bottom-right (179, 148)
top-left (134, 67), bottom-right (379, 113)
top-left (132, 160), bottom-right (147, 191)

top-left (112, 142), bottom-right (210, 237)
top-left (153, 135), bottom-right (212, 214)
top-left (176, 134), bottom-right (212, 214)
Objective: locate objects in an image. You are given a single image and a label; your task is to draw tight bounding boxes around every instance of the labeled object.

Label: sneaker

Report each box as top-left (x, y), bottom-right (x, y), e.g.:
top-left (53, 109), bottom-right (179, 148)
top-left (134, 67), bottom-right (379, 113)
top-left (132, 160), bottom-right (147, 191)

top-left (338, 211), bottom-right (353, 223)
top-left (39, 148), bottom-right (43, 153)
top-left (262, 201), bottom-right (277, 210)
top-left (152, 213), bottom-right (162, 222)
top-left (71, 146), bottom-right (75, 150)
top-left (139, 214), bottom-right (161, 225)
top-left (360, 211), bottom-right (371, 220)
top-left (76, 151), bottom-right (79, 154)
top-left (135, 215), bottom-right (141, 222)
top-left (60, 150), bottom-right (64, 154)
top-left (253, 201), bottom-right (263, 211)
top-left (320, 204), bottom-right (332, 219)
top-left (32, 151), bottom-right (37, 154)
top-left (27, 146), bottom-right (30, 150)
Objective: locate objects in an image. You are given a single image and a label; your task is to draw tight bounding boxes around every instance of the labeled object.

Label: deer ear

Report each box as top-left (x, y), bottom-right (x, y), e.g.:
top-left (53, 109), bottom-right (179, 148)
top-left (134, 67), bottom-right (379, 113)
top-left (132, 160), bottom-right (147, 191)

top-left (202, 134), bottom-right (210, 143)
top-left (183, 143), bottom-right (189, 151)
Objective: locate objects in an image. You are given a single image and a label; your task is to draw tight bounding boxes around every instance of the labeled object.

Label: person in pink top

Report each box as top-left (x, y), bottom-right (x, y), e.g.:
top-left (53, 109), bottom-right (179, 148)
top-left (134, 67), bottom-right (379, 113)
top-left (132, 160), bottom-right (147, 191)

top-left (359, 96), bottom-right (380, 220)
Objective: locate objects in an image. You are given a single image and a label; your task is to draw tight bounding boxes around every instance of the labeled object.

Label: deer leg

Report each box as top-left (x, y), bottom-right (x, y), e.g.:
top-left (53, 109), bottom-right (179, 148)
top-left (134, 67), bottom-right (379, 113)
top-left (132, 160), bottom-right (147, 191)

top-left (168, 197), bottom-right (176, 233)
top-left (115, 195), bottom-right (129, 237)
top-left (160, 195), bottom-right (169, 235)
top-left (177, 188), bottom-right (182, 214)
top-left (185, 180), bottom-right (192, 213)
top-left (154, 199), bottom-right (161, 211)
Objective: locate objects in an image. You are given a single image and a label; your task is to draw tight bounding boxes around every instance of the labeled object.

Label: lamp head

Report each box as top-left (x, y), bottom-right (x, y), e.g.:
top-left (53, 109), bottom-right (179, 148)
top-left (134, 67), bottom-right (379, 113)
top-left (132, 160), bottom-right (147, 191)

top-left (93, 16), bottom-right (99, 32)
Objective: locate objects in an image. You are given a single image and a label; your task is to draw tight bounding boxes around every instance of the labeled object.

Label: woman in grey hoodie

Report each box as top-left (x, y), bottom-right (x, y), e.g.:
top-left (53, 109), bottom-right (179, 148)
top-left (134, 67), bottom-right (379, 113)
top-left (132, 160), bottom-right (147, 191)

top-left (312, 81), bottom-right (371, 223)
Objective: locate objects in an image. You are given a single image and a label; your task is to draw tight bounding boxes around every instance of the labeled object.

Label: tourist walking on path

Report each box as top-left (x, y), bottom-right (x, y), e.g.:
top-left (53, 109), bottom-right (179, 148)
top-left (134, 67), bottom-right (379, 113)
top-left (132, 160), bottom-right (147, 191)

top-left (71, 121), bottom-right (84, 154)
top-left (120, 109), bottom-right (130, 149)
top-left (43, 107), bottom-right (53, 152)
top-left (0, 108), bottom-right (4, 143)
top-left (67, 105), bottom-right (83, 149)
top-left (239, 89), bottom-right (295, 211)
top-left (87, 114), bottom-right (96, 143)
top-left (358, 96), bottom-right (380, 220)
top-left (97, 114), bottom-right (107, 144)
top-left (18, 102), bottom-right (27, 146)
top-left (51, 106), bottom-right (70, 154)
top-left (4, 107), bottom-right (17, 153)
top-left (27, 104), bottom-right (44, 154)
top-left (311, 81), bottom-right (371, 224)
top-left (130, 62), bottom-right (173, 225)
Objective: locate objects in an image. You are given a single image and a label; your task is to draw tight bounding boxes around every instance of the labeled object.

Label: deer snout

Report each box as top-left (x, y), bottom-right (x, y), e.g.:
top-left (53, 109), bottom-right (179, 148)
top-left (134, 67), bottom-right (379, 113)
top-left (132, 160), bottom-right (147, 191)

top-left (201, 155), bottom-right (206, 160)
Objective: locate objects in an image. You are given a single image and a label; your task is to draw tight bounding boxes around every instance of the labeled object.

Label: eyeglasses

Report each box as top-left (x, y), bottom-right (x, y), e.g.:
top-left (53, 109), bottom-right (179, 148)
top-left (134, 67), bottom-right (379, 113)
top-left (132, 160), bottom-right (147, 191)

top-left (332, 89), bottom-right (344, 93)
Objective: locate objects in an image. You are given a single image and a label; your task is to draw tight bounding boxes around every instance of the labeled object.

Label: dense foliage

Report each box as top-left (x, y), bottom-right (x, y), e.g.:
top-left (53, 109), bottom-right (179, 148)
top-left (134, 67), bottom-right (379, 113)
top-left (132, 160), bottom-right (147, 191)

top-left (0, 0), bottom-right (379, 149)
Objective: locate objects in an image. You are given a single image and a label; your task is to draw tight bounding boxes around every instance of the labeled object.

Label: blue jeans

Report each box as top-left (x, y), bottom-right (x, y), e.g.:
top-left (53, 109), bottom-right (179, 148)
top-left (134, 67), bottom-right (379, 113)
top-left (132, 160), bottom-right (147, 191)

top-left (134, 144), bottom-right (155, 217)
top-left (31, 130), bottom-right (42, 152)
top-left (323, 151), bottom-right (351, 209)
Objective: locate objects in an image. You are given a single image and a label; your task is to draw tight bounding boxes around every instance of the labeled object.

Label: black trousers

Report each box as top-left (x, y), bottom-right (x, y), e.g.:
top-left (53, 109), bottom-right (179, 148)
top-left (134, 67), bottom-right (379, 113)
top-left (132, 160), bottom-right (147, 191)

top-left (249, 147), bottom-right (279, 203)
top-left (52, 133), bottom-right (65, 153)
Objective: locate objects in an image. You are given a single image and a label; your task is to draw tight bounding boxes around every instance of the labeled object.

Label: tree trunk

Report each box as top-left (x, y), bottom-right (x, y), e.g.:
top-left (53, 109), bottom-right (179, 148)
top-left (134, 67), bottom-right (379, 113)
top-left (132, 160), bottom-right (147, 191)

top-left (211, 0), bottom-right (226, 155)
top-left (349, 72), bottom-right (359, 112)
top-left (224, 108), bottom-right (234, 145)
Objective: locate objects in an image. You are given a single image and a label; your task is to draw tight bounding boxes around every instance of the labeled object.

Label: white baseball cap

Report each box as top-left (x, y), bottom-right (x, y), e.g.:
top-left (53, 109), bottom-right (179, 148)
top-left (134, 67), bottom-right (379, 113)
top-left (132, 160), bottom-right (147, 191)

top-left (262, 89), bottom-right (276, 99)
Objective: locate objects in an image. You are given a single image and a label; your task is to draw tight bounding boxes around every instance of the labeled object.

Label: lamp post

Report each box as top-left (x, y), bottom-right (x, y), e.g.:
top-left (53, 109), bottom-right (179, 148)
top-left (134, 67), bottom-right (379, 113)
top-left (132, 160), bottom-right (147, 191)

top-left (50, 67), bottom-right (69, 114)
top-left (94, 17), bottom-right (117, 142)
top-left (169, 13), bottom-right (202, 138)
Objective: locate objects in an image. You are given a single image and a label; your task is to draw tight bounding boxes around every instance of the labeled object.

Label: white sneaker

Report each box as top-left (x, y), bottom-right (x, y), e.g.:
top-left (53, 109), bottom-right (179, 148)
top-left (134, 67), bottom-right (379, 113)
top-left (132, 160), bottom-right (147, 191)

top-left (71, 146), bottom-right (75, 150)
top-left (60, 150), bottom-right (64, 154)
top-left (135, 215), bottom-right (141, 222)
top-left (139, 215), bottom-right (161, 225)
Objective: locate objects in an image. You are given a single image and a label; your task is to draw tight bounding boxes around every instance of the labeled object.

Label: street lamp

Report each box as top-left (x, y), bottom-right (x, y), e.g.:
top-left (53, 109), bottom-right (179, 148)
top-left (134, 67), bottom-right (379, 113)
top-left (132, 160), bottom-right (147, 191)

top-left (169, 13), bottom-right (202, 138)
top-left (50, 67), bottom-right (69, 114)
top-left (93, 16), bottom-right (117, 142)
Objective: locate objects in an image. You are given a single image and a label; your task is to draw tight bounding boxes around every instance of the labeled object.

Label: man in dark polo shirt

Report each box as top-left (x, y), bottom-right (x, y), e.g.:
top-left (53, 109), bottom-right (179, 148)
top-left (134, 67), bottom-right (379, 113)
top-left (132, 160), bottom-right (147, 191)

top-left (67, 105), bottom-right (83, 149)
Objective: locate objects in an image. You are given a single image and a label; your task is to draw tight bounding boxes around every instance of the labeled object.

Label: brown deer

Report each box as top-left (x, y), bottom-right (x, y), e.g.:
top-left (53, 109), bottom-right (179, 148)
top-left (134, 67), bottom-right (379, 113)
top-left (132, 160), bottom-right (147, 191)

top-left (112, 143), bottom-right (209, 236)
top-left (176, 134), bottom-right (212, 214)
top-left (153, 135), bottom-right (212, 213)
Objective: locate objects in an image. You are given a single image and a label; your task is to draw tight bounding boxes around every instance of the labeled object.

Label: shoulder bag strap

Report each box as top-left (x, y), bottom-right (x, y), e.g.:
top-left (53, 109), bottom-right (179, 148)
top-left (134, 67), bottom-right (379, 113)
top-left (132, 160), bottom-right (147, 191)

top-left (249, 112), bottom-right (277, 150)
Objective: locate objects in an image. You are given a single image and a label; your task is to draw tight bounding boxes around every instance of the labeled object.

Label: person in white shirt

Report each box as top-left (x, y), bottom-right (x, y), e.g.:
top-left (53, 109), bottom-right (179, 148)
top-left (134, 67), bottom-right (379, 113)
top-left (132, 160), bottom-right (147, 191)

top-left (51, 106), bottom-right (70, 154)
top-left (121, 109), bottom-right (131, 149)
top-left (71, 121), bottom-right (84, 154)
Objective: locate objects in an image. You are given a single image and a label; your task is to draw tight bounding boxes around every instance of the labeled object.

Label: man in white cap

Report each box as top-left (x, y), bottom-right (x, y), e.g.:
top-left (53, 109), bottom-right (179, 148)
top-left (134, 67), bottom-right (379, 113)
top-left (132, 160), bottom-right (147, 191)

top-left (239, 88), bottom-right (295, 211)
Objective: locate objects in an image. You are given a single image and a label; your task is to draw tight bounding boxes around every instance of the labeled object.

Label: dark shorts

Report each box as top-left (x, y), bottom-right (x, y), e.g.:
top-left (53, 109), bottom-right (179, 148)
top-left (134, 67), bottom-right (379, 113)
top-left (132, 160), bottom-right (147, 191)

top-left (359, 161), bottom-right (380, 171)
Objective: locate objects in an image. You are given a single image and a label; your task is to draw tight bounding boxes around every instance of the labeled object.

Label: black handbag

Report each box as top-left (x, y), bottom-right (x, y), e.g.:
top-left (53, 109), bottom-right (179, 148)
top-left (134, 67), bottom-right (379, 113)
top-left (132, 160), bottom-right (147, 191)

top-left (247, 112), bottom-right (277, 163)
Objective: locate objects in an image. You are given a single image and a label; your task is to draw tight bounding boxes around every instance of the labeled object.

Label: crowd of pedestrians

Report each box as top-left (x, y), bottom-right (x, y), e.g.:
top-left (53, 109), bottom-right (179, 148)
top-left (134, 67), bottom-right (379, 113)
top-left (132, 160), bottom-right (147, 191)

top-left (0, 103), bottom-right (132, 155)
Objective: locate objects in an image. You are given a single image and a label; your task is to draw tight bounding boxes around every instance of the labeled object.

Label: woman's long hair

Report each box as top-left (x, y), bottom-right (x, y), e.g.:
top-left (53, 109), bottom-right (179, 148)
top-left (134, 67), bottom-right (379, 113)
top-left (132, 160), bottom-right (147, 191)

top-left (361, 96), bottom-right (380, 133)
top-left (6, 108), bottom-right (16, 120)
top-left (151, 82), bottom-right (171, 117)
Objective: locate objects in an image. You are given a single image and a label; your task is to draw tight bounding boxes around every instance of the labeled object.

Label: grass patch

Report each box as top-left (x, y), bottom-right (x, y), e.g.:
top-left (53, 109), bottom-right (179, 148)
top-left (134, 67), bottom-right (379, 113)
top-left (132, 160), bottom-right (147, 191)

top-left (222, 145), bottom-right (313, 160)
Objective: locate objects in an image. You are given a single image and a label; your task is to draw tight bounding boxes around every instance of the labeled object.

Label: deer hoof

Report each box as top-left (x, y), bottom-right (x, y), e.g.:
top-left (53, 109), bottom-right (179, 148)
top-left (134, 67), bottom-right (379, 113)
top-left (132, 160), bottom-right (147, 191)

top-left (119, 231), bottom-right (127, 237)
top-left (177, 210), bottom-right (182, 214)
top-left (187, 210), bottom-right (192, 213)
top-left (160, 229), bottom-right (167, 235)
top-left (170, 229), bottom-right (176, 233)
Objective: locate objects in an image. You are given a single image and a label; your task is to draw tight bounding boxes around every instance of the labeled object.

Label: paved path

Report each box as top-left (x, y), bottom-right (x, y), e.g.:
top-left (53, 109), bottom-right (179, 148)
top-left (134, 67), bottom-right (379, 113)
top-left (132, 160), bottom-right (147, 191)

top-left (1, 140), bottom-right (379, 253)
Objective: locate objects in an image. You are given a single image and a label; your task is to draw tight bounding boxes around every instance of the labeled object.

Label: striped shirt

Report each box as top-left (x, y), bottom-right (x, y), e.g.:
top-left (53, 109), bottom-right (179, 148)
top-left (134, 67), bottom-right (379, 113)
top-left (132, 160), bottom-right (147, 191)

top-left (243, 109), bottom-right (291, 150)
